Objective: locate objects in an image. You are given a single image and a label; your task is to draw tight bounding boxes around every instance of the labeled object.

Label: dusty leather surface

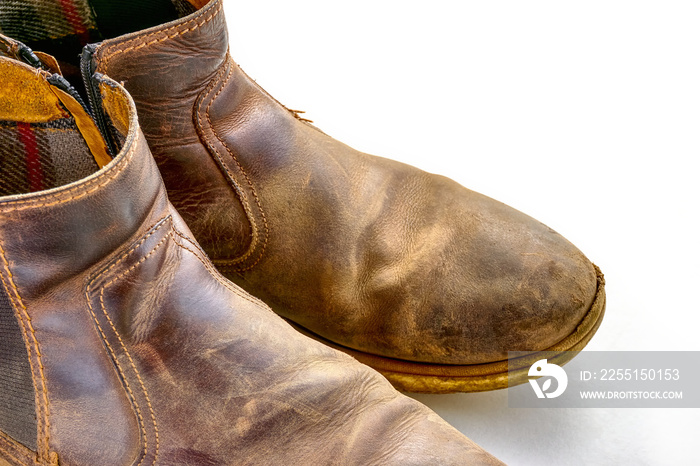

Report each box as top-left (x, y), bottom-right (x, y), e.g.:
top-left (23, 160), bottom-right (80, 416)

top-left (92, 0), bottom-right (598, 366)
top-left (0, 60), bottom-right (502, 465)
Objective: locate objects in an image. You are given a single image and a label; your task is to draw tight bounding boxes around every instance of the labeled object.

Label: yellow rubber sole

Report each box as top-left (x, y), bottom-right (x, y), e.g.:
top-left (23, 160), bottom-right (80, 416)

top-left (288, 265), bottom-right (606, 394)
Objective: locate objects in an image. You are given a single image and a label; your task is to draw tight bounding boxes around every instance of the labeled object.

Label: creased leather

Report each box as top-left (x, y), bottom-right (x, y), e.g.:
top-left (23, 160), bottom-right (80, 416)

top-left (0, 59), bottom-right (502, 465)
top-left (93, 0), bottom-right (251, 263)
top-left (91, 0), bottom-right (599, 367)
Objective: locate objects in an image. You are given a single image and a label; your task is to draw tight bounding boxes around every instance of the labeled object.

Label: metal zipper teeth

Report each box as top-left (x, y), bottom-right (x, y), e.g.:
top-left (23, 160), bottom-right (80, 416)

top-left (80, 44), bottom-right (117, 156)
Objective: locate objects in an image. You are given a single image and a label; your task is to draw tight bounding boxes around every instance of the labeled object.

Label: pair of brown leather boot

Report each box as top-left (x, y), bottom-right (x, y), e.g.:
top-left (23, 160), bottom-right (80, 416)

top-left (0, 0), bottom-right (605, 464)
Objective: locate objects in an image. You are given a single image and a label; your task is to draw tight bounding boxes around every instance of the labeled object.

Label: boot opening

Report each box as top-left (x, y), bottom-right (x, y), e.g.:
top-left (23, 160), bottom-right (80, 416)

top-left (0, 0), bottom-right (203, 82)
top-left (0, 54), bottom-right (116, 196)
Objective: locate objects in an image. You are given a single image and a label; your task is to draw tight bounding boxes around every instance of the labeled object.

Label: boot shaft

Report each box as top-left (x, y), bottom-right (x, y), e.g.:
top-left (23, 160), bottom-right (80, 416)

top-left (0, 0), bottom-right (259, 263)
top-left (0, 43), bottom-right (171, 463)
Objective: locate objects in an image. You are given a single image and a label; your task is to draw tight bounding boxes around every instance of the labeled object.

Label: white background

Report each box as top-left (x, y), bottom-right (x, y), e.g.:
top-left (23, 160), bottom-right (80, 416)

top-left (223, 1), bottom-right (699, 464)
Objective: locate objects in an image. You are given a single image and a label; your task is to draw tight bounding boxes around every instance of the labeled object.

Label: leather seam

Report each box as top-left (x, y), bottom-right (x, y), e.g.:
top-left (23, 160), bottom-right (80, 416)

top-left (96, 217), bottom-right (172, 284)
top-left (203, 58), bottom-right (269, 271)
top-left (85, 287), bottom-right (151, 466)
top-left (0, 449), bottom-right (25, 466)
top-left (196, 63), bottom-right (258, 264)
top-left (0, 240), bottom-right (51, 461)
top-left (170, 228), bottom-right (271, 311)
top-left (0, 448), bottom-right (31, 466)
top-left (85, 217), bottom-right (172, 466)
top-left (0, 431), bottom-right (38, 466)
top-left (98, 0), bottom-right (222, 70)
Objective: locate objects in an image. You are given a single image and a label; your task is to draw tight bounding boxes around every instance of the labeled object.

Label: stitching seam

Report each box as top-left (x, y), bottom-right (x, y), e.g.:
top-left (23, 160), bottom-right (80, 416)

top-left (170, 228), bottom-right (270, 311)
top-left (100, 257), bottom-right (166, 466)
top-left (85, 291), bottom-right (150, 466)
top-left (0, 240), bottom-right (51, 460)
top-left (100, 1), bottom-right (222, 68)
top-left (0, 449), bottom-right (24, 466)
top-left (85, 217), bottom-right (172, 466)
top-left (0, 432), bottom-right (37, 466)
top-left (0, 446), bottom-right (29, 466)
top-left (195, 64), bottom-right (258, 263)
top-left (203, 58), bottom-right (269, 271)
top-left (93, 217), bottom-right (171, 283)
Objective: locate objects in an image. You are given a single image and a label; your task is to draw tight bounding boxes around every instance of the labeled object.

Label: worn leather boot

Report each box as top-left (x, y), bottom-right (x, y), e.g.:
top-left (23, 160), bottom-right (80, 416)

top-left (0, 45), bottom-right (502, 465)
top-left (0, 0), bottom-right (605, 393)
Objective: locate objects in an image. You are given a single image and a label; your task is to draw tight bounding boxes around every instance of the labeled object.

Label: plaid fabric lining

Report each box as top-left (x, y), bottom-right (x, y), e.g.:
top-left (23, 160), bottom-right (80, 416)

top-left (0, 0), bottom-right (98, 45)
top-left (0, 0), bottom-right (196, 46)
top-left (0, 0), bottom-right (194, 75)
top-left (0, 118), bottom-right (99, 196)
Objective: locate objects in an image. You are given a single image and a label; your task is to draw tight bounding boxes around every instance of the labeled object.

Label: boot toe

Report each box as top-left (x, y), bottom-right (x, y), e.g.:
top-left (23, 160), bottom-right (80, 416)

top-left (349, 172), bottom-right (600, 366)
top-left (417, 181), bottom-right (599, 365)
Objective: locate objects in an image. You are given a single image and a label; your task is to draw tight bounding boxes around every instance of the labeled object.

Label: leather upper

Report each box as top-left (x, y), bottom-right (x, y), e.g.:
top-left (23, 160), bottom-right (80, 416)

top-left (0, 55), bottom-right (501, 465)
top-left (91, 0), bottom-right (598, 366)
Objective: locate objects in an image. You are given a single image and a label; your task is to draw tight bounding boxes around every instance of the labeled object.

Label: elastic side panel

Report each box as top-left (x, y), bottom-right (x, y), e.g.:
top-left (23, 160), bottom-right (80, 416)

top-left (0, 118), bottom-right (99, 196)
top-left (0, 282), bottom-right (37, 451)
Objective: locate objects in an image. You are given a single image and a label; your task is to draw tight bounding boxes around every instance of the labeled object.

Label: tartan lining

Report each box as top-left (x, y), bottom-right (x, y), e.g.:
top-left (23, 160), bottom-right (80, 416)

top-left (0, 0), bottom-right (195, 48)
top-left (0, 118), bottom-right (99, 196)
top-left (0, 0), bottom-right (99, 45)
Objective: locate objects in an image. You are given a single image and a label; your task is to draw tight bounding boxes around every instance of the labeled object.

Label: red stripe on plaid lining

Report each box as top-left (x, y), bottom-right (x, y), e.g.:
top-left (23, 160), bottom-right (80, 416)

top-left (17, 122), bottom-right (44, 192)
top-left (58, 0), bottom-right (90, 45)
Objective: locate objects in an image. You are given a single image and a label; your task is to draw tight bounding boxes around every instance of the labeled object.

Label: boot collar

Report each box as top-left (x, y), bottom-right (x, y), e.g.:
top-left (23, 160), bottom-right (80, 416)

top-left (90, 0), bottom-right (227, 105)
top-left (0, 57), bottom-right (167, 301)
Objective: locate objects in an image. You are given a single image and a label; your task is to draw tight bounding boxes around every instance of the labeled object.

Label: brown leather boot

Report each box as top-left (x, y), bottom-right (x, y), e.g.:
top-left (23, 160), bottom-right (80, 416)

top-left (0, 45), bottom-right (502, 465)
top-left (0, 0), bottom-right (605, 393)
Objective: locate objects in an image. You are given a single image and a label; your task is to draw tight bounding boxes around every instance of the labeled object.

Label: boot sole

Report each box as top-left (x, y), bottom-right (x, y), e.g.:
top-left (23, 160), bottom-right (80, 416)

top-left (287, 264), bottom-right (606, 394)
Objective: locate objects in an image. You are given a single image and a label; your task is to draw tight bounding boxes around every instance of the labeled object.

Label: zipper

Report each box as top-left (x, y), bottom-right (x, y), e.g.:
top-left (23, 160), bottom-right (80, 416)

top-left (80, 44), bottom-right (117, 156)
top-left (46, 74), bottom-right (91, 113)
top-left (8, 37), bottom-right (117, 158)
